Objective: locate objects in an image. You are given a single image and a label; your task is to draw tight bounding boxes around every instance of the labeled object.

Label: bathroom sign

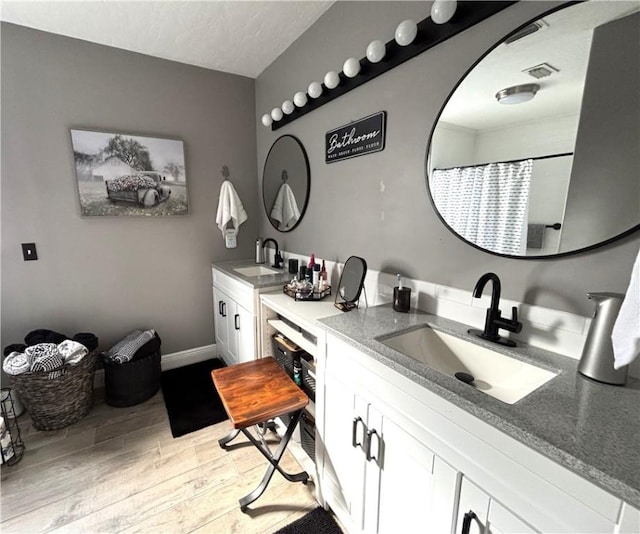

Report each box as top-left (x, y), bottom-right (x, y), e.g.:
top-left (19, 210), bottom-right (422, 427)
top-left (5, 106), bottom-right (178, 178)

top-left (325, 111), bottom-right (386, 163)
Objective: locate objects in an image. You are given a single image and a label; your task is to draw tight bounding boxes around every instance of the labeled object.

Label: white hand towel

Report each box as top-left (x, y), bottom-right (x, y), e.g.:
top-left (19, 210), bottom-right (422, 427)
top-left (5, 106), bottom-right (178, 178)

top-left (216, 181), bottom-right (248, 236)
top-left (270, 183), bottom-right (300, 231)
top-left (612, 246), bottom-right (640, 369)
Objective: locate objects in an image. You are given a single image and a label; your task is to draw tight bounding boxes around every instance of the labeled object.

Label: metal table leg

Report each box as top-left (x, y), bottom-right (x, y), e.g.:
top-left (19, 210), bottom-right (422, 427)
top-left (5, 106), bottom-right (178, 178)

top-left (221, 409), bottom-right (309, 512)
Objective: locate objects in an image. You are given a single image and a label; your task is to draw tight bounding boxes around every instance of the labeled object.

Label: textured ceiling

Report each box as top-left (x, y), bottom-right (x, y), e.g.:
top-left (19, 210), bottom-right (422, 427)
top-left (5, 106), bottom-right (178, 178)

top-left (0, 1), bottom-right (334, 78)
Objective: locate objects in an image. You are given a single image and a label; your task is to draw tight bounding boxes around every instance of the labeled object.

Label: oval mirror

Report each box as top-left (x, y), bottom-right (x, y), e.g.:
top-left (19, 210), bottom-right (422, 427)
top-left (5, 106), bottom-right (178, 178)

top-left (426, 1), bottom-right (639, 258)
top-left (262, 135), bottom-right (310, 232)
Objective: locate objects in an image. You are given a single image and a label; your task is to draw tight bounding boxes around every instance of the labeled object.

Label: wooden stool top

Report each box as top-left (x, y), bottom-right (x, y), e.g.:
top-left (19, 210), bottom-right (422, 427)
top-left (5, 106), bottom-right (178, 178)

top-left (212, 357), bottom-right (308, 429)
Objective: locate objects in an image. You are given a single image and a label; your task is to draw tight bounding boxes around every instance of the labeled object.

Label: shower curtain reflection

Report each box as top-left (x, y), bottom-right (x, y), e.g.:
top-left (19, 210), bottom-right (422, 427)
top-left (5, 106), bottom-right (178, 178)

top-left (431, 159), bottom-right (533, 255)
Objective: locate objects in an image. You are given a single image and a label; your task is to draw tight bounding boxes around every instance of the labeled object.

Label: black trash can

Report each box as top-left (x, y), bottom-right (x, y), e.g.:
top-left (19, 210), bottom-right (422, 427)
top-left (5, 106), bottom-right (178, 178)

top-left (102, 333), bottom-right (161, 407)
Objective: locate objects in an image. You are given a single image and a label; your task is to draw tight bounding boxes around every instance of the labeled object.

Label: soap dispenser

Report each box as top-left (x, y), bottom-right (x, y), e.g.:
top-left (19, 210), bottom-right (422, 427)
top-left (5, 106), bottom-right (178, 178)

top-left (578, 292), bottom-right (628, 385)
top-left (393, 274), bottom-right (411, 313)
top-left (255, 238), bottom-right (265, 264)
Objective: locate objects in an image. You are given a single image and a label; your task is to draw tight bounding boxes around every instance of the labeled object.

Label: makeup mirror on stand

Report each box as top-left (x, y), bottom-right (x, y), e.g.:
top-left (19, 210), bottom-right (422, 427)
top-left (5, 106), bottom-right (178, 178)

top-left (334, 256), bottom-right (368, 312)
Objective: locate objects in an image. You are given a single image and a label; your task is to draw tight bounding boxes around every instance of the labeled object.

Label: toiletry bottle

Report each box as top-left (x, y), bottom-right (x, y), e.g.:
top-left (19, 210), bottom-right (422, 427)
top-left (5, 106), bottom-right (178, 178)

top-left (313, 264), bottom-right (321, 291)
top-left (320, 260), bottom-right (328, 289)
top-left (308, 253), bottom-right (315, 273)
top-left (293, 356), bottom-right (302, 386)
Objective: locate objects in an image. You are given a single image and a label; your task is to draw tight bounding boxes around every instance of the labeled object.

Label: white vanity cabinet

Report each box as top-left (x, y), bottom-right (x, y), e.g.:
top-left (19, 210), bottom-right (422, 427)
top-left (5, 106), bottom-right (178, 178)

top-left (323, 368), bottom-right (458, 534)
top-left (321, 333), bottom-right (638, 534)
top-left (212, 285), bottom-right (253, 366)
top-left (212, 266), bottom-right (283, 366)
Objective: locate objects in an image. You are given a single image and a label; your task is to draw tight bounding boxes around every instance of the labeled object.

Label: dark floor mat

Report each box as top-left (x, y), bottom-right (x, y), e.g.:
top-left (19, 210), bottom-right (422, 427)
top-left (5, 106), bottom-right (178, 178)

top-left (160, 358), bottom-right (227, 438)
top-left (273, 507), bottom-right (343, 534)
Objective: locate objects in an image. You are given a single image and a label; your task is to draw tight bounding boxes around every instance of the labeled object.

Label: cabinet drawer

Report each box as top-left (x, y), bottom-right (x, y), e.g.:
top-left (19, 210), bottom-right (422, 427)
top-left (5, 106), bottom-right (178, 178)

top-left (212, 268), bottom-right (253, 309)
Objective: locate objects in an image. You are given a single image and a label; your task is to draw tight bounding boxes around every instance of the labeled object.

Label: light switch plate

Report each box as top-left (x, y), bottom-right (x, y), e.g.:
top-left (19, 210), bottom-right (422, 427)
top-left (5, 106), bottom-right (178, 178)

top-left (22, 243), bottom-right (38, 261)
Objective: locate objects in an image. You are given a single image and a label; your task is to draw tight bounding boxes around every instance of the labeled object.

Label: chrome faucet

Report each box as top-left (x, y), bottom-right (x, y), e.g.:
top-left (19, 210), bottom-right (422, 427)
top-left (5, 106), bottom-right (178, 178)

top-left (468, 272), bottom-right (522, 347)
top-left (262, 238), bottom-right (283, 269)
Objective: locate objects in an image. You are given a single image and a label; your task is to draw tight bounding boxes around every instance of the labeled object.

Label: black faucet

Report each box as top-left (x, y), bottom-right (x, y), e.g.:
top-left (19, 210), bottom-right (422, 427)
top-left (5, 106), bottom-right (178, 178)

top-left (262, 238), bottom-right (283, 269)
top-left (468, 272), bottom-right (522, 347)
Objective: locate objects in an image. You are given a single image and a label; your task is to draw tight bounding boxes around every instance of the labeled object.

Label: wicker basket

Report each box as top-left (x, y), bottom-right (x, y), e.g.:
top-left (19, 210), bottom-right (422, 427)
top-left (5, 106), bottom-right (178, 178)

top-left (102, 350), bottom-right (161, 408)
top-left (8, 351), bottom-right (97, 431)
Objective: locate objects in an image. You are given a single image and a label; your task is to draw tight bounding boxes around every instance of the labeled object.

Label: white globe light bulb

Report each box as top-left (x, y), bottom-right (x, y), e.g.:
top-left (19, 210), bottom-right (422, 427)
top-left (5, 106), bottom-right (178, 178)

top-left (282, 100), bottom-right (294, 115)
top-left (324, 70), bottom-right (340, 90)
top-left (308, 81), bottom-right (322, 98)
top-left (293, 91), bottom-right (308, 107)
top-left (366, 40), bottom-right (386, 63)
top-left (343, 57), bottom-right (361, 78)
top-left (395, 19), bottom-right (418, 46)
top-left (431, 0), bottom-right (457, 24)
top-left (261, 114), bottom-right (273, 127)
top-left (271, 107), bottom-right (283, 121)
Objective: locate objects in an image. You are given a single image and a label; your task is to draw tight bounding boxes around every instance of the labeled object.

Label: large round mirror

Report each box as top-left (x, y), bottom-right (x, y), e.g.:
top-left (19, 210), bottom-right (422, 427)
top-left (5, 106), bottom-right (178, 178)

top-left (426, 1), bottom-right (639, 258)
top-left (263, 135), bottom-right (310, 232)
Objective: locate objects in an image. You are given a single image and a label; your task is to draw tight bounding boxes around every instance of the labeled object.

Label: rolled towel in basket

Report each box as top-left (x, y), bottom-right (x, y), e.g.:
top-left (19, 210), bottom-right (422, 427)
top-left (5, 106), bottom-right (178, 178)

top-left (24, 329), bottom-right (67, 346)
top-left (2, 352), bottom-right (31, 375)
top-left (58, 340), bottom-right (88, 365)
top-left (105, 329), bottom-right (156, 364)
top-left (27, 343), bottom-right (66, 379)
top-left (73, 333), bottom-right (98, 352)
top-left (4, 344), bottom-right (27, 357)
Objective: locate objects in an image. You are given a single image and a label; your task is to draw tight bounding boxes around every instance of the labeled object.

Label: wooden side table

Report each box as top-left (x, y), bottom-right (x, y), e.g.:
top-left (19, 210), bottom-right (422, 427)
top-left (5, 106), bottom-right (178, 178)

top-left (211, 357), bottom-right (309, 511)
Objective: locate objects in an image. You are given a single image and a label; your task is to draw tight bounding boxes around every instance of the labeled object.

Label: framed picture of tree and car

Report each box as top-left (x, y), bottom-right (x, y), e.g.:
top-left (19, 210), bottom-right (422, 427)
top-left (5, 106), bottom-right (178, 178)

top-left (70, 129), bottom-right (188, 216)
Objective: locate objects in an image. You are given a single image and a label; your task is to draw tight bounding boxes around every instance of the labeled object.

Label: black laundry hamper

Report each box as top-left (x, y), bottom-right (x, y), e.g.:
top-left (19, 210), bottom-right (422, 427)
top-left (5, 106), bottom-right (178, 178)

top-left (102, 334), bottom-right (162, 407)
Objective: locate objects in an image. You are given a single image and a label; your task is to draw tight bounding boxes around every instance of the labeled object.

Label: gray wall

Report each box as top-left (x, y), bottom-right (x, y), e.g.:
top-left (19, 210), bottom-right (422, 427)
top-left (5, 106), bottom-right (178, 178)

top-left (563, 12), bottom-right (640, 251)
top-left (255, 1), bottom-right (640, 316)
top-left (1, 23), bottom-right (259, 360)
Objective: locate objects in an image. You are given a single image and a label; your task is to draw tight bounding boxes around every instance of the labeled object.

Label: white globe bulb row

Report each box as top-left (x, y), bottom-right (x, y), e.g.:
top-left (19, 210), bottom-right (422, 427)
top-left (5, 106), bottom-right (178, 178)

top-left (261, 0), bottom-right (457, 127)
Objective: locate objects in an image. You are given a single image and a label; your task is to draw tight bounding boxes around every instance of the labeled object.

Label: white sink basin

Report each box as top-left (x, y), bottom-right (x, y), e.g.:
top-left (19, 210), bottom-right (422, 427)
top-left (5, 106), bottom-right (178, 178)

top-left (377, 326), bottom-right (558, 404)
top-left (234, 265), bottom-right (280, 277)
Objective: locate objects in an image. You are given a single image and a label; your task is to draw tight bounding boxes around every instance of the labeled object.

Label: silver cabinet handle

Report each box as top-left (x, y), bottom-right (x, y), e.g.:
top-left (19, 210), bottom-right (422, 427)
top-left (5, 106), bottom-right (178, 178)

top-left (352, 416), bottom-right (365, 449)
top-left (365, 428), bottom-right (381, 462)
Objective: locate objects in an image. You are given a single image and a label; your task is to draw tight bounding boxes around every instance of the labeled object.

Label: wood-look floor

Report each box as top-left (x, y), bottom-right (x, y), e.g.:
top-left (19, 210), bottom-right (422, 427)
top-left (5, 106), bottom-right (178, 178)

top-left (0, 388), bottom-right (319, 533)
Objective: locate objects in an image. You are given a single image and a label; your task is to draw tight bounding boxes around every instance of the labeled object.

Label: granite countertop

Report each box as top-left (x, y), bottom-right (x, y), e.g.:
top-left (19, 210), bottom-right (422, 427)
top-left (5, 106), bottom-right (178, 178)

top-left (213, 259), bottom-right (293, 288)
top-left (318, 303), bottom-right (640, 508)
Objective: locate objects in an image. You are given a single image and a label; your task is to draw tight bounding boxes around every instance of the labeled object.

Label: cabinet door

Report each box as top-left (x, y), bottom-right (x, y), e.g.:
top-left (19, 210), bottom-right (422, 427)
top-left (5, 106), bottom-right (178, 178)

top-left (323, 372), bottom-right (368, 531)
top-left (232, 301), bottom-right (255, 363)
top-left (376, 417), bottom-right (457, 534)
top-left (212, 287), bottom-right (232, 364)
top-left (487, 500), bottom-right (537, 534)
top-left (456, 477), bottom-right (536, 534)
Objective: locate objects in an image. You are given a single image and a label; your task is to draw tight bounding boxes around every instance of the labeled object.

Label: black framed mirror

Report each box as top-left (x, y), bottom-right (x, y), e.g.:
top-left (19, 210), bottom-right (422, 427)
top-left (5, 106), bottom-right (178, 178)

top-left (426, 1), bottom-right (640, 258)
top-left (262, 135), bottom-right (310, 232)
top-left (335, 256), bottom-right (367, 312)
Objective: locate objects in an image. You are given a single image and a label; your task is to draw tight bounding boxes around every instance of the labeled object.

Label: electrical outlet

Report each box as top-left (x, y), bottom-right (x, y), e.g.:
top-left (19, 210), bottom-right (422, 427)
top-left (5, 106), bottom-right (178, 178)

top-left (21, 243), bottom-right (38, 261)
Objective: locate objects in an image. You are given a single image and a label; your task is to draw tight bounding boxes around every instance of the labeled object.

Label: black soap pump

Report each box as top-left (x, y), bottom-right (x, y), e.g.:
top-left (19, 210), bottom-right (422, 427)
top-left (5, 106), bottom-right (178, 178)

top-left (393, 274), bottom-right (411, 313)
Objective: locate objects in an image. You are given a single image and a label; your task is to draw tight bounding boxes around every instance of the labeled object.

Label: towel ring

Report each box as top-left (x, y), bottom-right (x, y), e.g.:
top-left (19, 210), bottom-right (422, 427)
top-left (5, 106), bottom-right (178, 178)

top-left (222, 165), bottom-right (231, 181)
top-left (281, 170), bottom-right (288, 183)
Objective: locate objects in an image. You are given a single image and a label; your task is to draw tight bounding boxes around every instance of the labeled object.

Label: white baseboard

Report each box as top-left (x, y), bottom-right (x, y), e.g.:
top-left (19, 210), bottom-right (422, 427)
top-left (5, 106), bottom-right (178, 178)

top-left (93, 344), bottom-right (217, 389)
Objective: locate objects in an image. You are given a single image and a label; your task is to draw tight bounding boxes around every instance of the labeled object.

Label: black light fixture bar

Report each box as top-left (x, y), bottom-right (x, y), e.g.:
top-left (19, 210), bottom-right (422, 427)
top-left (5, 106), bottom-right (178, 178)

top-left (272, 1), bottom-right (518, 130)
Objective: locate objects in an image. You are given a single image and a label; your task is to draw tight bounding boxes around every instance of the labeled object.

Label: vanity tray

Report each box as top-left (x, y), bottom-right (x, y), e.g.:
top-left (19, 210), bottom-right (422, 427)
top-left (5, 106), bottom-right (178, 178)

top-left (283, 284), bottom-right (331, 302)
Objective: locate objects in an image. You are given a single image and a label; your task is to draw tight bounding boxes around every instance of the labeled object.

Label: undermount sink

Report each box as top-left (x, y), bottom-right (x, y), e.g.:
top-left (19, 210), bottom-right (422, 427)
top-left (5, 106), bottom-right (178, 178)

top-left (377, 325), bottom-right (558, 404)
top-left (233, 265), bottom-right (280, 277)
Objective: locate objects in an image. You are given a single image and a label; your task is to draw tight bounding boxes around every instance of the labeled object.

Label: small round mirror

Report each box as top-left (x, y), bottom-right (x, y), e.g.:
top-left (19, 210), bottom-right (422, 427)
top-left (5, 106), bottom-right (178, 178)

top-left (262, 135), bottom-right (310, 232)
